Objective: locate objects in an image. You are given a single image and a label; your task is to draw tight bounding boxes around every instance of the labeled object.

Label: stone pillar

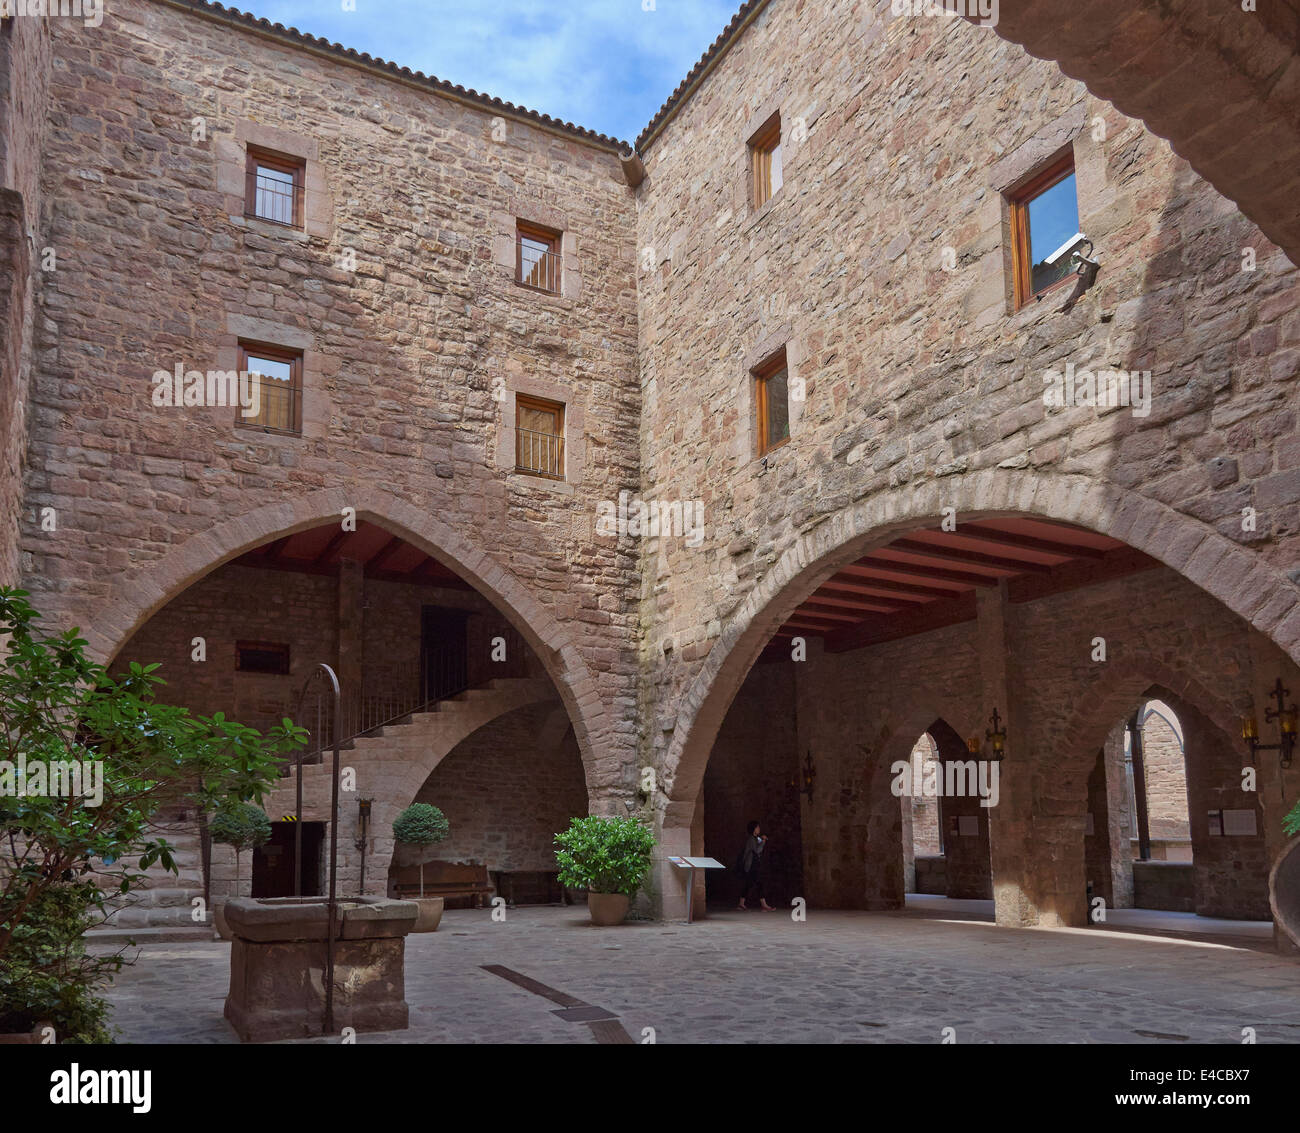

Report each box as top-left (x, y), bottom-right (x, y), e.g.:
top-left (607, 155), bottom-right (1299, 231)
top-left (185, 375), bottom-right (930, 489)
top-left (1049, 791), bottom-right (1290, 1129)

top-left (1103, 721), bottom-right (1134, 908)
top-left (977, 583), bottom-right (1087, 926)
top-left (337, 558), bottom-right (364, 695)
top-left (656, 800), bottom-right (694, 921)
top-left (1084, 747), bottom-right (1113, 906)
top-left (795, 643), bottom-right (903, 910)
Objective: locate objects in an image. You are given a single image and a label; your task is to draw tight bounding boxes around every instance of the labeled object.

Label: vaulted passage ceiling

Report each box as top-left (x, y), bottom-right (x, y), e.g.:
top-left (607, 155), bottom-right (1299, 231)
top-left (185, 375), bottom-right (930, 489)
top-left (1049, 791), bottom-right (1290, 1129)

top-left (235, 521), bottom-right (470, 588)
top-left (769, 517), bottom-right (1158, 654)
top-left (975, 0), bottom-right (1300, 264)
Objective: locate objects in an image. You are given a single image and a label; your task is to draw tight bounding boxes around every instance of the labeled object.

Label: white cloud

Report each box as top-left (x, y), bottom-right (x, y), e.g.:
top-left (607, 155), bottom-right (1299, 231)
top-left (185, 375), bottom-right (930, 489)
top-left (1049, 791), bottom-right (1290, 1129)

top-left (249, 0), bottom-right (740, 142)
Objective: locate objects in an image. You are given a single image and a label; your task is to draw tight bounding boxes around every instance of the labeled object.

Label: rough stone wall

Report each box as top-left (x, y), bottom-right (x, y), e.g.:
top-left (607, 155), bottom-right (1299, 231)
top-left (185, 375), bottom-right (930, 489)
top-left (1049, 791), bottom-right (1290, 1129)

top-left (24, 0), bottom-right (641, 796)
top-left (636, 0), bottom-right (1300, 803)
top-left (411, 702), bottom-right (588, 874)
top-left (114, 563), bottom-right (339, 733)
top-left (701, 660), bottom-right (803, 905)
top-left (361, 577), bottom-right (539, 702)
top-left (0, 14), bottom-right (51, 587)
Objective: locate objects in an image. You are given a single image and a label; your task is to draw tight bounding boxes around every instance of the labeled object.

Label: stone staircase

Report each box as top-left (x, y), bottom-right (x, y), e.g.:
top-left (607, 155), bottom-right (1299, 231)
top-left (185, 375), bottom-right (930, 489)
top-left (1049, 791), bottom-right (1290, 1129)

top-left (96, 804), bottom-right (210, 940)
top-left (264, 676), bottom-right (559, 824)
top-left (91, 676), bottom-right (562, 933)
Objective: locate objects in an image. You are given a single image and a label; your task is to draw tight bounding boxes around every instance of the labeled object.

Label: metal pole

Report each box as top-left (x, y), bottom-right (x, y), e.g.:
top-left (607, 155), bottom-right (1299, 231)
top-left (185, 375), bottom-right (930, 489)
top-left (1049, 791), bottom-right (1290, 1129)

top-left (321, 664), bottom-right (342, 1035)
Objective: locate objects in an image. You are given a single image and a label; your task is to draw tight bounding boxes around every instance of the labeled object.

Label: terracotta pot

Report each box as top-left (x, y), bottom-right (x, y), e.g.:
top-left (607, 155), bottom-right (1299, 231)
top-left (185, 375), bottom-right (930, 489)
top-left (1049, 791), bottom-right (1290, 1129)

top-left (587, 892), bottom-right (629, 926)
top-left (1269, 835), bottom-right (1300, 945)
top-left (410, 896), bottom-right (444, 932)
top-left (0, 1021), bottom-right (54, 1045)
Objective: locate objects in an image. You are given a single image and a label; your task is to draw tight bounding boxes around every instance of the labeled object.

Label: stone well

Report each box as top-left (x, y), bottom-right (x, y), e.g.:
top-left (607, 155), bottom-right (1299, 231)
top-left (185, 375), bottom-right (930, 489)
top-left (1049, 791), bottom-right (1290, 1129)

top-left (223, 896), bottom-right (417, 1043)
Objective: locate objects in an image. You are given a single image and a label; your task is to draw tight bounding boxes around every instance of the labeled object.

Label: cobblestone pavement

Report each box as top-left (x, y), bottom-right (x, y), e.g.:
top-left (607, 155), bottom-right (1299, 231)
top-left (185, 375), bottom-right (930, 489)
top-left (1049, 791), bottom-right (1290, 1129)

top-left (93, 905), bottom-right (1300, 1044)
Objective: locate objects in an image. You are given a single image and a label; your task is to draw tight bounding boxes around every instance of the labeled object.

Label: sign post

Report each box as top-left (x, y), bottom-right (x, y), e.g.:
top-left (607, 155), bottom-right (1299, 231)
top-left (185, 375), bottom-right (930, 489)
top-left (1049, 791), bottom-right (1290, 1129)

top-left (668, 856), bottom-right (724, 924)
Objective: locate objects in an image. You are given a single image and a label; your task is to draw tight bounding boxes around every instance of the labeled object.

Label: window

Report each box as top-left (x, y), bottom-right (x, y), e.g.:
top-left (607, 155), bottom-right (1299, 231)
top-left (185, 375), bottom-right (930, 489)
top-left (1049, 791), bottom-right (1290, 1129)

top-left (749, 113), bottom-right (783, 208)
top-left (236, 641), bottom-right (290, 675)
top-left (245, 146), bottom-right (305, 228)
top-left (516, 222), bottom-right (561, 293)
top-left (238, 342), bottom-right (302, 435)
top-left (1008, 153), bottom-right (1085, 307)
top-left (515, 393), bottom-right (565, 479)
top-left (754, 349), bottom-right (790, 457)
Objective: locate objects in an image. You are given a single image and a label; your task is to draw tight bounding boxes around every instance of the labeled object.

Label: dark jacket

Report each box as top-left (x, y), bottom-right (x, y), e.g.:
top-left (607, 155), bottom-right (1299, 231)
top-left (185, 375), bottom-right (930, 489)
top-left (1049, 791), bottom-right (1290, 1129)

top-left (741, 834), bottom-right (765, 873)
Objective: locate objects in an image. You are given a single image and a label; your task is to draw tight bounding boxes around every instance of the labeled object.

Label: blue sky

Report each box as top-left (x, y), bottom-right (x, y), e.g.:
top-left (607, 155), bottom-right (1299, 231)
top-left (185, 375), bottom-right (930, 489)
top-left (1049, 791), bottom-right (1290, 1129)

top-left (240, 0), bottom-right (741, 143)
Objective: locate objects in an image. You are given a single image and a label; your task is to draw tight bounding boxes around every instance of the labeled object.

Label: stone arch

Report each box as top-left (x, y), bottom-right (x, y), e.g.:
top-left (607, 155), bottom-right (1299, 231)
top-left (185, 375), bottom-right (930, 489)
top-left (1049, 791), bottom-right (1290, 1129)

top-left (81, 485), bottom-right (613, 793)
top-left (1031, 654), bottom-right (1269, 921)
top-left (1042, 654), bottom-right (1246, 810)
top-left (661, 471), bottom-right (1298, 813)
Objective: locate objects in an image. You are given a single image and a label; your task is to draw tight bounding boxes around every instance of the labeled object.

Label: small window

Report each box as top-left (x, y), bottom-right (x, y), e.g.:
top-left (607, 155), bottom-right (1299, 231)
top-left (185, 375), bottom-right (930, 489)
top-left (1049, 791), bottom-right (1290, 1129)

top-left (516, 222), bottom-right (561, 293)
top-left (1009, 153), bottom-right (1085, 307)
top-left (236, 641), bottom-right (290, 675)
top-left (238, 343), bottom-right (302, 436)
top-left (245, 146), bottom-right (305, 228)
top-left (749, 113), bottom-right (783, 208)
top-left (754, 349), bottom-right (790, 457)
top-left (515, 393), bottom-right (565, 479)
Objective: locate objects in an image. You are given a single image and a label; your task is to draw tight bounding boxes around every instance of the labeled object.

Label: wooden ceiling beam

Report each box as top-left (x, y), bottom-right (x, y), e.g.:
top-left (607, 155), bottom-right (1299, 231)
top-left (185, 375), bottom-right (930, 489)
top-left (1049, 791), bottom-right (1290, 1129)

top-left (852, 557), bottom-right (998, 588)
top-left (953, 523), bottom-right (1108, 560)
top-left (888, 537), bottom-right (1054, 575)
top-left (311, 528), bottom-right (350, 568)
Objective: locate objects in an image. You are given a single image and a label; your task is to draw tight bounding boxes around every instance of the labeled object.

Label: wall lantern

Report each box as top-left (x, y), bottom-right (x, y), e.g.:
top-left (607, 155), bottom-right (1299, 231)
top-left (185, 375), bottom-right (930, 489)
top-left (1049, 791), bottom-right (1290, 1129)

top-left (355, 798), bottom-right (372, 849)
top-left (1242, 678), bottom-right (1298, 772)
top-left (985, 707), bottom-right (1007, 761)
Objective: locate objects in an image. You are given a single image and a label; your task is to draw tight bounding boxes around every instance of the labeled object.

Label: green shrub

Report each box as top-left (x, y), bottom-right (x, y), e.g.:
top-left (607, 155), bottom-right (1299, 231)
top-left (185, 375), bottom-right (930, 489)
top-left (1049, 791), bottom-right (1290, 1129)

top-left (1284, 799), bottom-right (1300, 838)
top-left (210, 802), bottom-right (272, 897)
top-left (392, 803), bottom-right (449, 897)
top-left (0, 586), bottom-right (307, 1041)
top-left (209, 802), bottom-right (272, 853)
top-left (0, 880), bottom-right (117, 1043)
top-left (554, 815), bottom-right (655, 896)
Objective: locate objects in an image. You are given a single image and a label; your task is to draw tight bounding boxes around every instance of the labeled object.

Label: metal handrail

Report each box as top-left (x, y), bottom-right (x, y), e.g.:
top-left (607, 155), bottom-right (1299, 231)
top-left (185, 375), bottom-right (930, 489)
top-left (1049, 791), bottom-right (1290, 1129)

top-left (517, 243), bottom-right (561, 292)
top-left (515, 426), bottom-right (565, 478)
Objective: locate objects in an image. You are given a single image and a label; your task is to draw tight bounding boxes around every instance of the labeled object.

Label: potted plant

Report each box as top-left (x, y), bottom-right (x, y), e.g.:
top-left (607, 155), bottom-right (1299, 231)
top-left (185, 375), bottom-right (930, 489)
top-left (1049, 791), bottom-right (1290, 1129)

top-left (554, 815), bottom-right (655, 926)
top-left (392, 803), bottom-right (450, 932)
top-left (209, 802), bottom-right (271, 940)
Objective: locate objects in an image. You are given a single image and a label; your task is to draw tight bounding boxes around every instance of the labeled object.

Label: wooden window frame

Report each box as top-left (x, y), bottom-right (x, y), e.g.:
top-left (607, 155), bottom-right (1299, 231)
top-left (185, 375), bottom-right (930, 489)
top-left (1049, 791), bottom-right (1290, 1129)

top-left (516, 221), bottom-right (562, 294)
top-left (514, 392), bottom-right (566, 480)
top-left (237, 341), bottom-right (303, 437)
top-left (749, 113), bottom-right (782, 209)
top-left (1008, 152), bottom-right (1078, 309)
top-left (236, 640), bottom-right (291, 675)
top-left (753, 348), bottom-right (790, 458)
top-left (245, 145), bottom-right (306, 229)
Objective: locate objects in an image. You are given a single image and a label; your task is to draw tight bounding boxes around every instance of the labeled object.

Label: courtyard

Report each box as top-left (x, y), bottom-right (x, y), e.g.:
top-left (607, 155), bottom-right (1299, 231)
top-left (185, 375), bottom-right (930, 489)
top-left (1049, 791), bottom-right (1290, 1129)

top-left (94, 902), bottom-right (1297, 1045)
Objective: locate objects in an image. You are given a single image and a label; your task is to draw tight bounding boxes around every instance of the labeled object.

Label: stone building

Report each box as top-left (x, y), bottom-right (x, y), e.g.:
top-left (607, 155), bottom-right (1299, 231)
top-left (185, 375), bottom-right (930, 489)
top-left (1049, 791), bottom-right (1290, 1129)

top-left (1, 0), bottom-right (1297, 935)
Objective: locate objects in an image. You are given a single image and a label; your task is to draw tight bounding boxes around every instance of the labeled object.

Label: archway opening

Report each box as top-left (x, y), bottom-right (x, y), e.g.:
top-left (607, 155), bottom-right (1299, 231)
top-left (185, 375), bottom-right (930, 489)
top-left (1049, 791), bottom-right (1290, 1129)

top-left (663, 510), bottom-right (1296, 942)
top-left (1083, 693), bottom-right (1272, 941)
top-left (388, 701), bottom-right (585, 907)
top-left (902, 721), bottom-right (993, 913)
top-left (104, 519), bottom-right (591, 928)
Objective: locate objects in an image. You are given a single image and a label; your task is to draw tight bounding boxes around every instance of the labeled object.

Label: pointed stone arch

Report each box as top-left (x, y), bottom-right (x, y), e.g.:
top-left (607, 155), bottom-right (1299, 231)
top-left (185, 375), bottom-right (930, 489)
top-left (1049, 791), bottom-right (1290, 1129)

top-left (77, 485), bottom-right (614, 794)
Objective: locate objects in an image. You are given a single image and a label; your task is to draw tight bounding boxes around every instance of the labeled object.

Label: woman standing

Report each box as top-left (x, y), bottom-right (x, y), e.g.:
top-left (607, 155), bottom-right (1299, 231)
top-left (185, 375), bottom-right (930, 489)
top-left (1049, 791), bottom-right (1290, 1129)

top-left (737, 820), bottom-right (775, 911)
